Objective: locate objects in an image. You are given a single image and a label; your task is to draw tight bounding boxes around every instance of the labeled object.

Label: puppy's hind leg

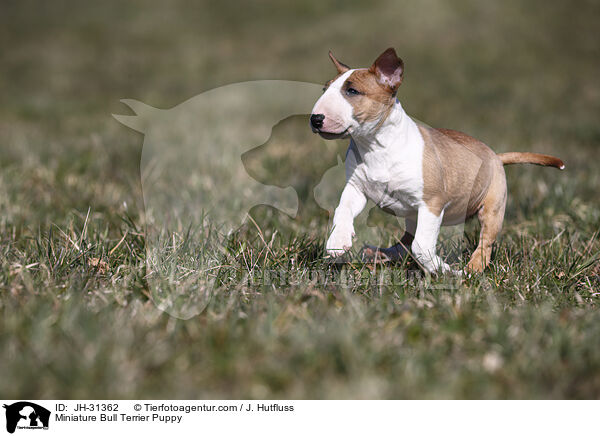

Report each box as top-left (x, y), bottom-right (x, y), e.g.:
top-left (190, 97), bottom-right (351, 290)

top-left (467, 164), bottom-right (507, 272)
top-left (400, 217), bottom-right (416, 247)
top-left (361, 217), bottom-right (416, 263)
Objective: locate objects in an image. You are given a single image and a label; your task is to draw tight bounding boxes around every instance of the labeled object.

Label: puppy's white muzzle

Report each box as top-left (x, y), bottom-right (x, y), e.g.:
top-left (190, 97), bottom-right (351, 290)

top-left (310, 70), bottom-right (355, 138)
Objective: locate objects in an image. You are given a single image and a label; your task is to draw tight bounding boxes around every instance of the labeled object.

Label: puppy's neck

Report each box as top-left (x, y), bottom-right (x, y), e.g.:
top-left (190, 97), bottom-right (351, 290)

top-left (350, 99), bottom-right (415, 155)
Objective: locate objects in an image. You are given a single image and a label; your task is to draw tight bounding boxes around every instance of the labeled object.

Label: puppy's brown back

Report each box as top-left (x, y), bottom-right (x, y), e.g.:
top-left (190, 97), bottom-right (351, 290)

top-left (419, 125), bottom-right (502, 224)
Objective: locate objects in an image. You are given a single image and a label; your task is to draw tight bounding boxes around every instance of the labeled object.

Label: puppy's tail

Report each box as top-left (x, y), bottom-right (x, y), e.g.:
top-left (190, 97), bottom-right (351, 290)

top-left (498, 152), bottom-right (565, 170)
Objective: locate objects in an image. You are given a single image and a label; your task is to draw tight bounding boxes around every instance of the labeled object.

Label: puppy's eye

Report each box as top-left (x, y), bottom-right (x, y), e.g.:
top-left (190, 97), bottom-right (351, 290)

top-left (346, 87), bottom-right (361, 96)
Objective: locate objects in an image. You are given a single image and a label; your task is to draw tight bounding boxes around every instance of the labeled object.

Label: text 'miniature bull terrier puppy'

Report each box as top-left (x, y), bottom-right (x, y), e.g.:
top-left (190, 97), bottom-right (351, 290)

top-left (310, 48), bottom-right (564, 274)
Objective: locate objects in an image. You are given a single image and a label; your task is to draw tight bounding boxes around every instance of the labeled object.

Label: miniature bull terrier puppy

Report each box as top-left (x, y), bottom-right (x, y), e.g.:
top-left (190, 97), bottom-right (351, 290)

top-left (310, 48), bottom-right (564, 274)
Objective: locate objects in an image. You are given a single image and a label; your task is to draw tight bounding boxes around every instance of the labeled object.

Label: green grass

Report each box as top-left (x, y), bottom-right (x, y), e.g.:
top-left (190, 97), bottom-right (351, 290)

top-left (1, 0), bottom-right (599, 399)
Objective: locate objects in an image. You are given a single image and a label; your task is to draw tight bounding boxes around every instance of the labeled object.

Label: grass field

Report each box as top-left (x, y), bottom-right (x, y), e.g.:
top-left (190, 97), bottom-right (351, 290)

top-left (1, 0), bottom-right (599, 399)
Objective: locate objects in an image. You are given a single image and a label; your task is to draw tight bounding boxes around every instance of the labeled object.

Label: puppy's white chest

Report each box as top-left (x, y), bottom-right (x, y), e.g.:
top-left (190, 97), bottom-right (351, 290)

top-left (360, 160), bottom-right (423, 216)
top-left (348, 120), bottom-right (425, 217)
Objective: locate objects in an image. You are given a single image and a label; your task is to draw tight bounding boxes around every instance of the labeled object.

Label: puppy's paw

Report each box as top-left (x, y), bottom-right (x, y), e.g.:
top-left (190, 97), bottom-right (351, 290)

top-left (326, 227), bottom-right (354, 258)
top-left (450, 267), bottom-right (464, 277)
top-left (435, 261), bottom-right (459, 275)
top-left (359, 245), bottom-right (384, 263)
top-left (466, 252), bottom-right (486, 273)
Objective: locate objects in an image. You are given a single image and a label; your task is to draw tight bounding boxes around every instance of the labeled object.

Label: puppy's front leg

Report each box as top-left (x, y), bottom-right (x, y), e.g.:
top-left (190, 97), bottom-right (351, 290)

top-left (326, 183), bottom-right (367, 257)
top-left (411, 207), bottom-right (454, 274)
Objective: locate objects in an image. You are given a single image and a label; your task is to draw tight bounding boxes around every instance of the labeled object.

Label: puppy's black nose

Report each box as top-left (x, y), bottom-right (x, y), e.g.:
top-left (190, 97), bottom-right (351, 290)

top-left (310, 113), bottom-right (325, 130)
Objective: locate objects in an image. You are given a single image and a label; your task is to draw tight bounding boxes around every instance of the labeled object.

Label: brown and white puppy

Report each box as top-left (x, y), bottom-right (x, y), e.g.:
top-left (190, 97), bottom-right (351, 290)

top-left (310, 48), bottom-right (564, 273)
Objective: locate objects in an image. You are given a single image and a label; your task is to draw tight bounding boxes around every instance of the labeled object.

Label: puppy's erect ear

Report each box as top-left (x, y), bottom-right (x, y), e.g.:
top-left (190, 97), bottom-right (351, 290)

top-left (369, 48), bottom-right (404, 94)
top-left (329, 51), bottom-right (350, 74)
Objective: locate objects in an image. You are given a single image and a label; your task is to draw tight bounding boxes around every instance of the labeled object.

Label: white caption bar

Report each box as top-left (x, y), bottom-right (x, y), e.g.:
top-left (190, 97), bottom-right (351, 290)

top-left (1, 400), bottom-right (597, 435)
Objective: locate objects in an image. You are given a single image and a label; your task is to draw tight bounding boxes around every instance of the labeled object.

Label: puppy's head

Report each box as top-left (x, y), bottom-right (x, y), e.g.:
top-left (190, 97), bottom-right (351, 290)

top-left (310, 48), bottom-right (404, 140)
